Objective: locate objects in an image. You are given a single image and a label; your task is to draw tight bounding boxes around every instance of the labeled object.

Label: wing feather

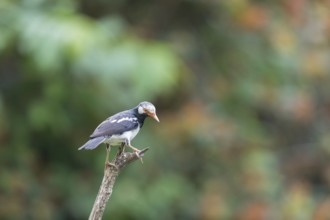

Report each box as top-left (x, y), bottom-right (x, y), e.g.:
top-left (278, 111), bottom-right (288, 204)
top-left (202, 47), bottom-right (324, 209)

top-left (90, 111), bottom-right (139, 138)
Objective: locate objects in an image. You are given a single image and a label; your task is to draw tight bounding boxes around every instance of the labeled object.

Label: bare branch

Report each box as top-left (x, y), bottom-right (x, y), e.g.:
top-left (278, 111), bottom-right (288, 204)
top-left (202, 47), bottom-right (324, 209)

top-left (88, 147), bottom-right (149, 220)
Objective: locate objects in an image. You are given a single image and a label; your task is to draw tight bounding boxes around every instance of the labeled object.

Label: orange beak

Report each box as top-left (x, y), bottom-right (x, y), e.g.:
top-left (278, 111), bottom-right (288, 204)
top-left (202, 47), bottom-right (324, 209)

top-left (149, 113), bottom-right (160, 122)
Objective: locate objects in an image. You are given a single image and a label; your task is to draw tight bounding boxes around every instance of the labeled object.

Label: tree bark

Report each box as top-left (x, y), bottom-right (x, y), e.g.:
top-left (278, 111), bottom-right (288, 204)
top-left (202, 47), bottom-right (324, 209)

top-left (88, 147), bottom-right (149, 220)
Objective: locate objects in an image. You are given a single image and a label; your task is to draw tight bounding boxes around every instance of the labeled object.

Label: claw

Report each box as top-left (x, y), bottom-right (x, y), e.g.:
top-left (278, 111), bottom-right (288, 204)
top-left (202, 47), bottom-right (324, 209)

top-left (105, 161), bottom-right (118, 169)
top-left (134, 150), bottom-right (143, 164)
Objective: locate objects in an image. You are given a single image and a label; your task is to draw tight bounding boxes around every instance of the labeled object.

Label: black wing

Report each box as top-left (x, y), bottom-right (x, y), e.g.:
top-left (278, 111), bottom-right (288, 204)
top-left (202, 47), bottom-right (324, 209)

top-left (89, 111), bottom-right (139, 138)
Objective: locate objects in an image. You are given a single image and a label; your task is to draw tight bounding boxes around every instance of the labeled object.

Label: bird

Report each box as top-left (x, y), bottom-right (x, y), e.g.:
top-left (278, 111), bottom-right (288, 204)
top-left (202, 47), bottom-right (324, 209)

top-left (78, 101), bottom-right (159, 166)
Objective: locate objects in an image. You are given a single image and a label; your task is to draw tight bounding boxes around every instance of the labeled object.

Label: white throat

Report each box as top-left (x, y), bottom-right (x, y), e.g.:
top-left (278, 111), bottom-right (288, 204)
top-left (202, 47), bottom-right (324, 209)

top-left (138, 106), bottom-right (144, 114)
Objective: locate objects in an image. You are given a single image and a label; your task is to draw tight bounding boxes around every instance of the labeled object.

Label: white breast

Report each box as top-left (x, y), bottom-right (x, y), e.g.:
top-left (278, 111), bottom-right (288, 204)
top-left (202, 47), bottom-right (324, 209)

top-left (105, 126), bottom-right (140, 145)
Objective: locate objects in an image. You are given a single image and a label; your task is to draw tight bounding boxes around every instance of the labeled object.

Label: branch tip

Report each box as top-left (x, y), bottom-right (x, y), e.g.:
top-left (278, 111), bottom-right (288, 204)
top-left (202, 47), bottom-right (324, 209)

top-left (139, 147), bottom-right (149, 157)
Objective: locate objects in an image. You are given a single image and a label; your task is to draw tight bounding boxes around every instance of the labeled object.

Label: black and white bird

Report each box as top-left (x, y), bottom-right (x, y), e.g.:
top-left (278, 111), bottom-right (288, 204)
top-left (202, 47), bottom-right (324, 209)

top-left (78, 101), bottom-right (159, 165)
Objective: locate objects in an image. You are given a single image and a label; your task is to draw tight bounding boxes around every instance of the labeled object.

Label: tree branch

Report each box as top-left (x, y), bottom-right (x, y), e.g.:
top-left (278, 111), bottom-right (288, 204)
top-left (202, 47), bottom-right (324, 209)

top-left (88, 147), bottom-right (149, 220)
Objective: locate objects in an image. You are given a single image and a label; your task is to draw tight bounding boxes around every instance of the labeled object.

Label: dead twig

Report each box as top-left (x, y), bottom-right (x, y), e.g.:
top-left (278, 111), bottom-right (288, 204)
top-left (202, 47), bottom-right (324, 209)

top-left (88, 147), bottom-right (149, 220)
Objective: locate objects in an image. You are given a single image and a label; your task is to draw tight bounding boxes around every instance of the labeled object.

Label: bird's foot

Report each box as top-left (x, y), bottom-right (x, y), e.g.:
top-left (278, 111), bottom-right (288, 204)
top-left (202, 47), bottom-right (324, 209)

top-left (133, 149), bottom-right (143, 164)
top-left (105, 161), bottom-right (118, 169)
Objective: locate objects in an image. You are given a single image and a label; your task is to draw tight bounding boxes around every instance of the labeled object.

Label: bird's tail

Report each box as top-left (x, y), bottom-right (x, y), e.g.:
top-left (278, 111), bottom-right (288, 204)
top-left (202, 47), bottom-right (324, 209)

top-left (78, 137), bottom-right (106, 150)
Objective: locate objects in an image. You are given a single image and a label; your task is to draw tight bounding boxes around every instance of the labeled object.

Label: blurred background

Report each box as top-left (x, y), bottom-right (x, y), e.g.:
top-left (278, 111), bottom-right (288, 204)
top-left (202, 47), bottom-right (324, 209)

top-left (1, 0), bottom-right (330, 219)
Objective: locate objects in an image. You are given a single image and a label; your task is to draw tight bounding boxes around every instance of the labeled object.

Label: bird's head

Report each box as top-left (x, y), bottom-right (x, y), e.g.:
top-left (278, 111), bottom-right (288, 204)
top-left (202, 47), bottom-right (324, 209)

top-left (137, 101), bottom-right (160, 122)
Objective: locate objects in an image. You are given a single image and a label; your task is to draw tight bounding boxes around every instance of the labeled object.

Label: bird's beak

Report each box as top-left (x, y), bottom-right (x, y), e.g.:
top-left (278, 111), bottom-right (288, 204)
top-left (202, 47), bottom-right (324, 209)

top-left (149, 113), bottom-right (160, 122)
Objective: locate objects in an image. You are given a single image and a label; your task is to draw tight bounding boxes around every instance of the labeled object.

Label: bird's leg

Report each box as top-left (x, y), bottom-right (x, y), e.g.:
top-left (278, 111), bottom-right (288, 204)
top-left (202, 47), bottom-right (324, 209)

top-left (105, 144), bottom-right (110, 162)
top-left (125, 140), bottom-right (143, 164)
top-left (105, 144), bottom-right (118, 169)
top-left (127, 144), bottom-right (140, 153)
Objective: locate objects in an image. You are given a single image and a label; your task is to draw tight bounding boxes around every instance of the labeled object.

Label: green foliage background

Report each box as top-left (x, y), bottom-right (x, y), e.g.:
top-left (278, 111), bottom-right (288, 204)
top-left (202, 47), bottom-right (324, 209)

top-left (1, 0), bottom-right (330, 219)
